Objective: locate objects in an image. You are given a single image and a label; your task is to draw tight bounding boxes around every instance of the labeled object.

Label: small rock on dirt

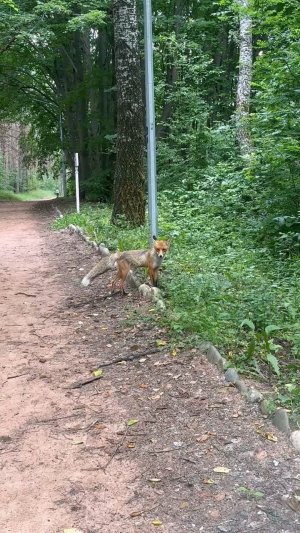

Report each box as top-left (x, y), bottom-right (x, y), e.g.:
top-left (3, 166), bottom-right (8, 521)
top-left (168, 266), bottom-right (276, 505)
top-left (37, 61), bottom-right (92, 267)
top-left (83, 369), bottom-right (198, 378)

top-left (224, 368), bottom-right (239, 384)
top-left (272, 409), bottom-right (290, 433)
top-left (290, 430), bottom-right (300, 452)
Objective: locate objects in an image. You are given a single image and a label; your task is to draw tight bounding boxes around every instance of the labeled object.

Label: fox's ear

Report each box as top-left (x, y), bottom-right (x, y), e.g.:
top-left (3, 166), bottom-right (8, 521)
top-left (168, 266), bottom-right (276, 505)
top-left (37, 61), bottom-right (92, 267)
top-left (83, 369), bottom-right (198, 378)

top-left (152, 235), bottom-right (157, 241)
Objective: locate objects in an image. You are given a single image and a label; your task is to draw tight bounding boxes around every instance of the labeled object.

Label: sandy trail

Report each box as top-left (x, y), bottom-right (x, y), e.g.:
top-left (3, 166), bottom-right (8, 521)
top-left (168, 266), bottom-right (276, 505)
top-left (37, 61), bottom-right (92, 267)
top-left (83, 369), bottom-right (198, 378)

top-left (0, 201), bottom-right (139, 533)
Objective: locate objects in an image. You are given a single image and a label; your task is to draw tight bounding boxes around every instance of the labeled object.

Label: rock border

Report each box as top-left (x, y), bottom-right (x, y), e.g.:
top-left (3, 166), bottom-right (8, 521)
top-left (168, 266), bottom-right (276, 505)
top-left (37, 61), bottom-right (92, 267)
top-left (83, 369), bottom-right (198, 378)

top-left (54, 205), bottom-right (299, 452)
top-left (54, 206), bottom-right (166, 311)
top-left (200, 341), bottom-right (299, 452)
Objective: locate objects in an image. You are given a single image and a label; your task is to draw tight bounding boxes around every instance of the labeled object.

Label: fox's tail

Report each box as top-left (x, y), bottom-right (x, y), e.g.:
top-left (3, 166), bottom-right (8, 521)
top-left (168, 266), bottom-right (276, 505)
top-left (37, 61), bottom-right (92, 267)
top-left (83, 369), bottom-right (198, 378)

top-left (81, 253), bottom-right (119, 287)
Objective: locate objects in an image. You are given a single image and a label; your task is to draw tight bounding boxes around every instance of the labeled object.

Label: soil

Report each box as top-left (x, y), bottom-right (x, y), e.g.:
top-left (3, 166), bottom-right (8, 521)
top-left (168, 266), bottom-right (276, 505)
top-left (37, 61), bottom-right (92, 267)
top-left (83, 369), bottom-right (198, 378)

top-left (0, 200), bottom-right (299, 533)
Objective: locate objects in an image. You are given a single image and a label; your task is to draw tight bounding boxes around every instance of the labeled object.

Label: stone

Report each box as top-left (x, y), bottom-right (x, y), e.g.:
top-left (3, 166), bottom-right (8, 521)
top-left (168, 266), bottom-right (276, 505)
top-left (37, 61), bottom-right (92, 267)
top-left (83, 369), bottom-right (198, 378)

top-left (155, 299), bottom-right (166, 311)
top-left (272, 409), bottom-right (290, 433)
top-left (224, 367), bottom-right (239, 384)
top-left (290, 430), bottom-right (300, 452)
top-left (235, 379), bottom-right (248, 395)
top-left (206, 345), bottom-right (224, 367)
top-left (98, 244), bottom-right (110, 256)
top-left (139, 283), bottom-right (152, 299)
top-left (259, 398), bottom-right (275, 416)
top-left (244, 387), bottom-right (263, 403)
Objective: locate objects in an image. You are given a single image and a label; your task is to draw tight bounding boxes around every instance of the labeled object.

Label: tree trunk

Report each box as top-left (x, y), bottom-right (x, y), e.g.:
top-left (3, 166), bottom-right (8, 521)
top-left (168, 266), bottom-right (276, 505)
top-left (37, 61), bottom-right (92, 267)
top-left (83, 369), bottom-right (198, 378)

top-left (157, 0), bottom-right (185, 140)
top-left (236, 0), bottom-right (253, 158)
top-left (111, 0), bottom-right (145, 226)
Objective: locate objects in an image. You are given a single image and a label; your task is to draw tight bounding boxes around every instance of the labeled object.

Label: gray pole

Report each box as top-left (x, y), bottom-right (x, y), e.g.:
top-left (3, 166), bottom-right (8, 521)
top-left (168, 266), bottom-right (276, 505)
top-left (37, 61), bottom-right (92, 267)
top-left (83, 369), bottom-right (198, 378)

top-left (144, 0), bottom-right (158, 244)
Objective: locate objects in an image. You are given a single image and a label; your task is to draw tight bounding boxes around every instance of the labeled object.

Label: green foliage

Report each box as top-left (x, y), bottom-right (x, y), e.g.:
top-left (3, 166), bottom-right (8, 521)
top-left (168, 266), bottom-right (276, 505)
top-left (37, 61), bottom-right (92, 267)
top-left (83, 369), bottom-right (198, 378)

top-left (0, 188), bottom-right (55, 200)
top-left (238, 486), bottom-right (265, 500)
top-left (53, 205), bottom-right (148, 251)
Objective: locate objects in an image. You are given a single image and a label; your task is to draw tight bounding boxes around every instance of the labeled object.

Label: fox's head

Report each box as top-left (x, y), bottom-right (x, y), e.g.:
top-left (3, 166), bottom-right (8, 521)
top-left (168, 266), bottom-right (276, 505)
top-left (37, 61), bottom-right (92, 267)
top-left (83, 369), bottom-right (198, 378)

top-left (153, 236), bottom-right (169, 258)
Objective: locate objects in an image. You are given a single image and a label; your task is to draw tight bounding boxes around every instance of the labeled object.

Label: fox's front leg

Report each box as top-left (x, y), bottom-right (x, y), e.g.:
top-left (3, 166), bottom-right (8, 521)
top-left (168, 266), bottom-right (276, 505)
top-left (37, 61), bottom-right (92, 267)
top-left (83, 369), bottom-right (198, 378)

top-left (149, 266), bottom-right (159, 287)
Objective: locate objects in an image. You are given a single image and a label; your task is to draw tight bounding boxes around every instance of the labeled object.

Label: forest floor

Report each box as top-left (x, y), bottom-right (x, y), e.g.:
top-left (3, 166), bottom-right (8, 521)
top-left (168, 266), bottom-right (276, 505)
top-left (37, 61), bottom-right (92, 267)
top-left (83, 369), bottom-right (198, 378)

top-left (0, 200), bottom-right (299, 533)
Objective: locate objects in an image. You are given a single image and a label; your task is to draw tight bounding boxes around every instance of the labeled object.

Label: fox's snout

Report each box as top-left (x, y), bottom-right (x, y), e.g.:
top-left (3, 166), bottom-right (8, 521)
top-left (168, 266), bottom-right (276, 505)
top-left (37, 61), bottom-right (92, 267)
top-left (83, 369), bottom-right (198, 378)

top-left (157, 249), bottom-right (166, 257)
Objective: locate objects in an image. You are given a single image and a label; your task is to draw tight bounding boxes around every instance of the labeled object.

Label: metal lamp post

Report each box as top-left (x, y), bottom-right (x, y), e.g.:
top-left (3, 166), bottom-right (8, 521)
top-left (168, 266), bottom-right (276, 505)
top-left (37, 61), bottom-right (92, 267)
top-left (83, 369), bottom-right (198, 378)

top-left (144, 0), bottom-right (158, 244)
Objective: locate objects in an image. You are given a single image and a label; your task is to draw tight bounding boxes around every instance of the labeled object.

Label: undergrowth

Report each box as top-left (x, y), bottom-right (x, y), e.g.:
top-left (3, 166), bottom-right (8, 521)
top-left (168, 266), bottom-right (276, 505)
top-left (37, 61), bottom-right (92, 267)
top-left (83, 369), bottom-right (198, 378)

top-left (0, 189), bottom-right (55, 201)
top-left (53, 177), bottom-right (300, 425)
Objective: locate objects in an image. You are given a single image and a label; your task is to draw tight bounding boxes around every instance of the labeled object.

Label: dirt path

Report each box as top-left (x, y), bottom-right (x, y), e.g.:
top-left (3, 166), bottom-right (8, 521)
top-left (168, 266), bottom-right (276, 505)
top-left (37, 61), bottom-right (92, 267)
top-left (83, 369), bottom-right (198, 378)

top-left (0, 201), bottom-right (299, 533)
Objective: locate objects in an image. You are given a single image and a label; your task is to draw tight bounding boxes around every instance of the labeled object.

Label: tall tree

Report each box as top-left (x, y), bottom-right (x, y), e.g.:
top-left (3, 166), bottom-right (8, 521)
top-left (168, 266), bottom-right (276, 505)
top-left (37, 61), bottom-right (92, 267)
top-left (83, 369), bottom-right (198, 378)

top-left (236, 0), bottom-right (253, 157)
top-left (111, 0), bottom-right (145, 226)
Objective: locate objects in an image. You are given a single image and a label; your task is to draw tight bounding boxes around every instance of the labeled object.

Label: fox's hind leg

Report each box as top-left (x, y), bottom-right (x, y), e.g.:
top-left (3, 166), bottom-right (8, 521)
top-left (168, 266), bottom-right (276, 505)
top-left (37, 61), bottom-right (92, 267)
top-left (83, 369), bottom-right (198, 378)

top-left (111, 259), bottom-right (130, 295)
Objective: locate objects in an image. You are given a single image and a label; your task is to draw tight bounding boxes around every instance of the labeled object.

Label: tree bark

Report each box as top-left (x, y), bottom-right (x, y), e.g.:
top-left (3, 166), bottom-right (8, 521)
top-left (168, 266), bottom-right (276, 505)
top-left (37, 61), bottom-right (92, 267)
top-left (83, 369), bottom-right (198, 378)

top-left (236, 0), bottom-right (253, 158)
top-left (111, 0), bottom-right (145, 226)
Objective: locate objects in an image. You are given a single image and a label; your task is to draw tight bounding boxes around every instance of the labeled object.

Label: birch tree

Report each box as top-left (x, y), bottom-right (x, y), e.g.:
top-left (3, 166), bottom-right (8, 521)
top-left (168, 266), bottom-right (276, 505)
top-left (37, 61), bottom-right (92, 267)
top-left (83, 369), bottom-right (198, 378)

top-left (236, 0), bottom-right (253, 158)
top-left (111, 0), bottom-right (145, 226)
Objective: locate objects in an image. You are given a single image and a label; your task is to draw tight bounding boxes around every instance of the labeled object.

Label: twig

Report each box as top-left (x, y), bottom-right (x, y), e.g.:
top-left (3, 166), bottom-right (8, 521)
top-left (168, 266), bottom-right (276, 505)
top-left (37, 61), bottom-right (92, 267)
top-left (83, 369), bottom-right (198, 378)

top-left (149, 448), bottom-right (177, 455)
top-left (68, 374), bottom-right (103, 390)
top-left (7, 372), bottom-right (29, 380)
top-left (67, 348), bottom-right (161, 389)
top-left (116, 431), bottom-right (147, 436)
top-left (129, 503), bottom-right (160, 518)
top-left (181, 457), bottom-right (197, 464)
top-left (36, 413), bottom-right (82, 424)
top-left (14, 292), bottom-right (37, 297)
top-left (98, 347), bottom-right (161, 368)
top-left (102, 423), bottom-right (129, 471)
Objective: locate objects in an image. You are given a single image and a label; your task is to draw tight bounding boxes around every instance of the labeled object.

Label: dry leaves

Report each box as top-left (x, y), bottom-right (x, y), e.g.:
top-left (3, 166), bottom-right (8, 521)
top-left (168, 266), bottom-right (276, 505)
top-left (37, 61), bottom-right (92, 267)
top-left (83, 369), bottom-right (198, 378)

top-left (196, 432), bottom-right (216, 443)
top-left (213, 467), bottom-right (231, 474)
top-left (256, 426), bottom-right (278, 442)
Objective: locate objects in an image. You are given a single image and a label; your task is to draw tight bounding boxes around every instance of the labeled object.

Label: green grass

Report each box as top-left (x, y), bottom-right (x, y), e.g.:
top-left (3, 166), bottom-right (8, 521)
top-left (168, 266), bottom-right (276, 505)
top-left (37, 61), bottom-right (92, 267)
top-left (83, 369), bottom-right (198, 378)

top-left (0, 189), bottom-right (55, 201)
top-left (53, 189), bottom-right (300, 426)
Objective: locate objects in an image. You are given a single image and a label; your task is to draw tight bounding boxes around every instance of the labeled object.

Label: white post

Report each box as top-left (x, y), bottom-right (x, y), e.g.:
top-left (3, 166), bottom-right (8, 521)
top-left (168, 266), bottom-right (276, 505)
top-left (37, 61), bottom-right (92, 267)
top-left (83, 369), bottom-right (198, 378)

top-left (144, 0), bottom-right (158, 244)
top-left (74, 153), bottom-right (80, 213)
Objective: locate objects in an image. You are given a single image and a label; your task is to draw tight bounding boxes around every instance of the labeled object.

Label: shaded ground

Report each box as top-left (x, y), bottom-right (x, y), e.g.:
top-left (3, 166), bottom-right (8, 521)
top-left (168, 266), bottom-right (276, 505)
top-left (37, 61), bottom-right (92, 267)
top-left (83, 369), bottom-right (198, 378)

top-left (0, 200), bottom-right (299, 533)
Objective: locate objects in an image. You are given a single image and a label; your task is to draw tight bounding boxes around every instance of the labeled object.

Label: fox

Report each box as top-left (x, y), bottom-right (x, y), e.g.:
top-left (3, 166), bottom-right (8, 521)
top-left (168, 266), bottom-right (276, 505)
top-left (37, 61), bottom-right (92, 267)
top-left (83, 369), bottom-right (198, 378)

top-left (81, 237), bottom-right (169, 293)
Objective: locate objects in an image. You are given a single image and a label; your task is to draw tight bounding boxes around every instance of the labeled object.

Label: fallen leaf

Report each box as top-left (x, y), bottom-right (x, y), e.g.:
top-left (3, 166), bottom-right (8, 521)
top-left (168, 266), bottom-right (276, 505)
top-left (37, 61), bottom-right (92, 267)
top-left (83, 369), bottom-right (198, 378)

top-left (155, 339), bottom-right (167, 347)
top-left (179, 501), bottom-right (190, 509)
top-left (238, 486), bottom-right (265, 499)
top-left (95, 423), bottom-right (107, 430)
top-left (71, 439), bottom-right (84, 445)
top-left (213, 467), bottom-right (231, 474)
top-left (152, 519), bottom-right (163, 526)
top-left (214, 492), bottom-right (226, 502)
top-left (127, 419), bottom-right (138, 427)
top-left (286, 495), bottom-right (300, 512)
top-left (265, 432), bottom-right (278, 442)
top-left (127, 442), bottom-right (136, 449)
top-left (92, 368), bottom-right (103, 378)
top-left (255, 449), bottom-right (268, 461)
top-left (196, 432), bottom-right (215, 443)
top-left (171, 348), bottom-right (177, 356)
top-left (151, 394), bottom-right (163, 401)
top-left (197, 434), bottom-right (210, 443)
top-left (198, 491), bottom-right (212, 500)
top-left (130, 510), bottom-right (143, 518)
